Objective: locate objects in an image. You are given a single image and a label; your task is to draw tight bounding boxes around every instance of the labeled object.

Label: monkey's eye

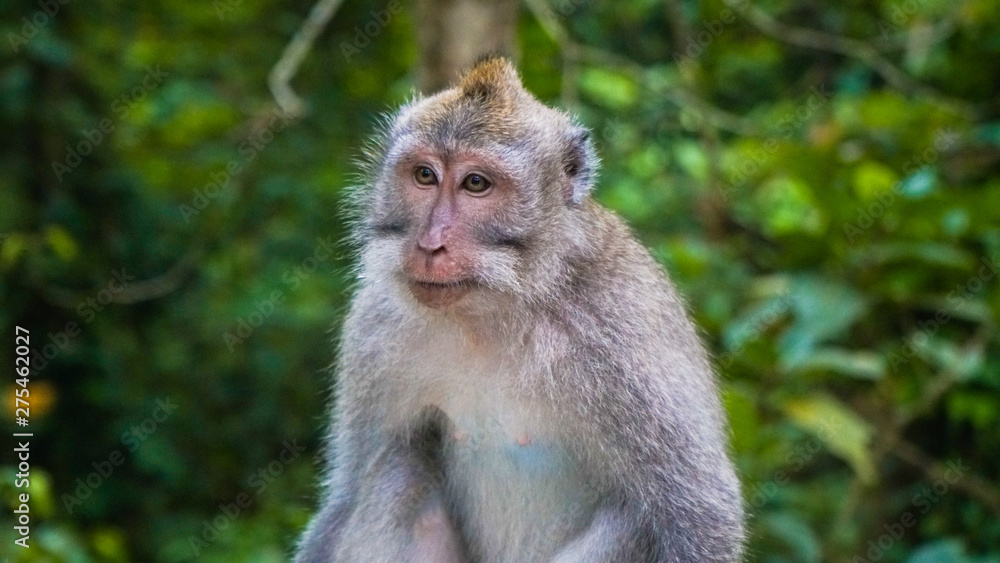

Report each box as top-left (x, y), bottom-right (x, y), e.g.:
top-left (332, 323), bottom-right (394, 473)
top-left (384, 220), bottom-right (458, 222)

top-left (414, 166), bottom-right (437, 186)
top-left (462, 173), bottom-right (492, 194)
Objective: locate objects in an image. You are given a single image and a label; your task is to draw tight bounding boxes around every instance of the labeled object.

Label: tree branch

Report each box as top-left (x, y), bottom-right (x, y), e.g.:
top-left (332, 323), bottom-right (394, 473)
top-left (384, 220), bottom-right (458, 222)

top-left (523, 0), bottom-right (757, 135)
top-left (721, 0), bottom-right (936, 97)
top-left (268, 0), bottom-right (347, 118)
top-left (38, 250), bottom-right (199, 308)
top-left (893, 439), bottom-right (1000, 517)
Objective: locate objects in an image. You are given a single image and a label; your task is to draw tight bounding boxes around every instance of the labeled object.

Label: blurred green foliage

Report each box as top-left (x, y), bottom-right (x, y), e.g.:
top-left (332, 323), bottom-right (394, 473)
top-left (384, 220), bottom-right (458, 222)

top-left (1, 0), bottom-right (999, 561)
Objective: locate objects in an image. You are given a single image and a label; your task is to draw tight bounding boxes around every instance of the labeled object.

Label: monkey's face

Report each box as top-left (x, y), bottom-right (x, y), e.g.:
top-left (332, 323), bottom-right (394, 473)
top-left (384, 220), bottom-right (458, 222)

top-left (372, 139), bottom-right (532, 310)
top-left (358, 58), bottom-right (597, 312)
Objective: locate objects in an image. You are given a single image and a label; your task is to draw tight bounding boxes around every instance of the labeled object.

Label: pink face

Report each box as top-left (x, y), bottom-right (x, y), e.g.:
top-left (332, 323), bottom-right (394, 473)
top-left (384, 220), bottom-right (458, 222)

top-left (396, 150), bottom-right (514, 309)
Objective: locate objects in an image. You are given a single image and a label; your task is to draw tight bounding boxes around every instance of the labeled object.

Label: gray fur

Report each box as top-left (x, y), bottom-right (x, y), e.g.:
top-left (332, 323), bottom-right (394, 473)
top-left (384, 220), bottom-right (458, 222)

top-left (296, 58), bottom-right (744, 562)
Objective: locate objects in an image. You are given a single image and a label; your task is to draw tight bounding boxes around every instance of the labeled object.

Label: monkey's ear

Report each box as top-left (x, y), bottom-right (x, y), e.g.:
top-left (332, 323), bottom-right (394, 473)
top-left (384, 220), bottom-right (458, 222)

top-left (563, 127), bottom-right (598, 205)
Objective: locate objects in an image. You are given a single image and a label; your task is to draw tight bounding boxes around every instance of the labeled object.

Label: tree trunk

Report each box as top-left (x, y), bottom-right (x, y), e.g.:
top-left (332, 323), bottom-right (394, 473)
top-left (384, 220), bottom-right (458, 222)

top-left (414, 0), bottom-right (520, 93)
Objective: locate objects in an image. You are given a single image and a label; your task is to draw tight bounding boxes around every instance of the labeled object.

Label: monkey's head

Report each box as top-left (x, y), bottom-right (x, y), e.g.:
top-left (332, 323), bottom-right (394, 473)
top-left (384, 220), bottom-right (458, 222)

top-left (358, 57), bottom-right (598, 312)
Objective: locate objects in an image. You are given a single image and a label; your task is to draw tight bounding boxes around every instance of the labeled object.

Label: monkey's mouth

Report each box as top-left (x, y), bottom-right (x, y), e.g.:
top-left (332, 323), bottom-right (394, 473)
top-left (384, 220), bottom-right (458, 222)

top-left (408, 279), bottom-right (476, 308)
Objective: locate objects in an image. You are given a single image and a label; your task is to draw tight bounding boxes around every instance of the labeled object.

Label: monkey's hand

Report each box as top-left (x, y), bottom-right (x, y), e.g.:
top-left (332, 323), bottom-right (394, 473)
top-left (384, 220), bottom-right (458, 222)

top-left (331, 438), bottom-right (467, 563)
top-left (549, 507), bottom-right (636, 563)
top-left (411, 495), bottom-right (467, 563)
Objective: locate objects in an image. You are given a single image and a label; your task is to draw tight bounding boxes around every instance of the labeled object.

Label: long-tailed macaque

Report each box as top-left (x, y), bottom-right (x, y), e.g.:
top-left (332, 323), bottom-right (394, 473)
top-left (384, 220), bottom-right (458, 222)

top-left (296, 57), bottom-right (744, 562)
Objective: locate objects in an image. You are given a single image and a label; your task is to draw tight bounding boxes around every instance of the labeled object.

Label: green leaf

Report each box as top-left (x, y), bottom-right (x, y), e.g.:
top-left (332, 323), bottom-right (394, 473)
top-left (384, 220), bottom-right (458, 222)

top-left (44, 225), bottom-right (78, 261)
top-left (755, 176), bottom-right (826, 236)
top-left (858, 91), bottom-right (912, 129)
top-left (905, 335), bottom-right (985, 381)
top-left (778, 276), bottom-right (868, 364)
top-left (941, 207), bottom-right (970, 236)
top-left (674, 141), bottom-right (709, 183)
top-left (906, 539), bottom-right (970, 563)
top-left (783, 394), bottom-right (877, 484)
top-left (785, 347), bottom-right (886, 380)
top-left (92, 527), bottom-right (130, 561)
top-left (853, 161), bottom-right (899, 201)
top-left (757, 512), bottom-right (822, 562)
top-left (847, 242), bottom-right (974, 270)
top-left (973, 122), bottom-right (1000, 148)
top-left (27, 468), bottom-right (56, 518)
top-left (723, 293), bottom-right (792, 350)
top-left (578, 68), bottom-right (638, 110)
top-left (1, 232), bottom-right (29, 265)
top-left (722, 384), bottom-right (759, 453)
top-left (947, 391), bottom-right (1000, 430)
top-left (604, 178), bottom-right (652, 220)
top-left (899, 168), bottom-right (938, 199)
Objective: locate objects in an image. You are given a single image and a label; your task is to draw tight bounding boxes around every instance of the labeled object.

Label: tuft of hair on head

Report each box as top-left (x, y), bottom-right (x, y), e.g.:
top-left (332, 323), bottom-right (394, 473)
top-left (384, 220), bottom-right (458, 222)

top-left (456, 55), bottom-right (524, 103)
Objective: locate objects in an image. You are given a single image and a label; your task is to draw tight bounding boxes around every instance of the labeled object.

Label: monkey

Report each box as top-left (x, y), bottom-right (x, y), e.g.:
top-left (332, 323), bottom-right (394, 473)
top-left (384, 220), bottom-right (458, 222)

top-left (295, 56), bottom-right (745, 562)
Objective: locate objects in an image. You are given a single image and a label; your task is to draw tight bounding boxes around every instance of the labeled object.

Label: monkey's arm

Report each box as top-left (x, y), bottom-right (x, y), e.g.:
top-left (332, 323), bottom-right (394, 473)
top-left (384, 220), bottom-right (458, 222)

top-left (549, 306), bottom-right (745, 562)
top-left (293, 404), bottom-right (367, 562)
top-left (330, 437), bottom-right (464, 562)
top-left (550, 505), bottom-right (642, 563)
top-left (296, 362), bottom-right (466, 563)
top-left (295, 364), bottom-right (405, 561)
top-left (297, 418), bottom-right (466, 563)
top-left (549, 412), bottom-right (743, 563)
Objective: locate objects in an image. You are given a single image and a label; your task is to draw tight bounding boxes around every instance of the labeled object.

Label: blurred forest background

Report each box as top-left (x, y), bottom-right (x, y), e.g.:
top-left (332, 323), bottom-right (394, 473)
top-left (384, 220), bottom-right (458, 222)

top-left (2, 0), bottom-right (1000, 561)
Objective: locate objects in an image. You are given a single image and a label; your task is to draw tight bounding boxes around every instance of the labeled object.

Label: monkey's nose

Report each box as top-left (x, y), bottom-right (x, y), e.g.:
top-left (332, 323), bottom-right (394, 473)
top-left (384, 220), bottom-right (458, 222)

top-left (415, 237), bottom-right (448, 274)
top-left (417, 239), bottom-right (445, 255)
top-left (416, 229), bottom-right (447, 255)
top-left (417, 245), bottom-right (447, 271)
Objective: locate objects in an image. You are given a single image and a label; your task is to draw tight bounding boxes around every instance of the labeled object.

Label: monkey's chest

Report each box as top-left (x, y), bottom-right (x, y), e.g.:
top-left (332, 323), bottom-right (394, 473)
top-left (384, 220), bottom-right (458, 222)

top-left (445, 407), bottom-right (573, 477)
top-left (439, 401), bottom-right (596, 560)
